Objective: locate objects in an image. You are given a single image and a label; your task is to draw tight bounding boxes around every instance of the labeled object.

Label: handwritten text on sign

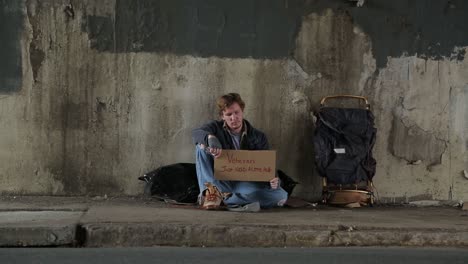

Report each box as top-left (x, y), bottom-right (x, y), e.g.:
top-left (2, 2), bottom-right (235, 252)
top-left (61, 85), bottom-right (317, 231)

top-left (214, 150), bottom-right (276, 182)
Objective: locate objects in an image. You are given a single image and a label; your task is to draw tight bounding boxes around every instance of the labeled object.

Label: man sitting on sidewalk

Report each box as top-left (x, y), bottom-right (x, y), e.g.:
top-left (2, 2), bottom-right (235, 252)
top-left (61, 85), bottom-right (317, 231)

top-left (192, 93), bottom-right (288, 211)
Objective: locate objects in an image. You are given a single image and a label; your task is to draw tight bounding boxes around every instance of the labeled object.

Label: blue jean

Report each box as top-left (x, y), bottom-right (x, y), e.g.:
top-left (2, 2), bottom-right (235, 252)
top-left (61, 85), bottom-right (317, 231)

top-left (195, 145), bottom-right (288, 208)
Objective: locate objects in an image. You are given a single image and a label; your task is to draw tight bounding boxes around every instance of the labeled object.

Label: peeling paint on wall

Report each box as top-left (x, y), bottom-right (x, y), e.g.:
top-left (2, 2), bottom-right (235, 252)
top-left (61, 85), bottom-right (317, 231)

top-left (389, 114), bottom-right (447, 166)
top-left (79, 0), bottom-right (468, 70)
top-left (349, 0), bottom-right (468, 68)
top-left (0, 0), bottom-right (23, 92)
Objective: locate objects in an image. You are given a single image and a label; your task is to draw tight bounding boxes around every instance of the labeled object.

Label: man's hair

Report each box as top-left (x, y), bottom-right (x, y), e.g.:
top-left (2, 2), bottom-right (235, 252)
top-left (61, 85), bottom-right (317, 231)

top-left (216, 93), bottom-right (245, 116)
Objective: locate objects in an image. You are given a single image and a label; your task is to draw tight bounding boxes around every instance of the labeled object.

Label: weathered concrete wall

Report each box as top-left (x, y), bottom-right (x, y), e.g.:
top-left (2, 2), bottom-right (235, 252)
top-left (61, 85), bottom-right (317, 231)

top-left (0, 0), bottom-right (467, 201)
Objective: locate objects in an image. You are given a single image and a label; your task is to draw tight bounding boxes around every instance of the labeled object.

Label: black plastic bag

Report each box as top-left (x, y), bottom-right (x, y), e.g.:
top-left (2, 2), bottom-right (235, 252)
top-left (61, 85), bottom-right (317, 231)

top-left (138, 163), bottom-right (200, 203)
top-left (277, 169), bottom-right (299, 197)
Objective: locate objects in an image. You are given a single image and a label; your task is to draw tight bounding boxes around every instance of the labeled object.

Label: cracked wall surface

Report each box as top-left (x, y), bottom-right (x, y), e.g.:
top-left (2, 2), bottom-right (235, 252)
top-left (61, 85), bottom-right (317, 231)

top-left (0, 0), bottom-right (467, 201)
top-left (389, 114), bottom-right (447, 166)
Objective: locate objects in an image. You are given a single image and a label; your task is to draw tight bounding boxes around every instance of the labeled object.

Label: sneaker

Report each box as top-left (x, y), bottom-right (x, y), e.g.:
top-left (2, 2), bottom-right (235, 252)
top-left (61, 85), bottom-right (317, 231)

top-left (202, 182), bottom-right (223, 210)
top-left (227, 201), bottom-right (261, 213)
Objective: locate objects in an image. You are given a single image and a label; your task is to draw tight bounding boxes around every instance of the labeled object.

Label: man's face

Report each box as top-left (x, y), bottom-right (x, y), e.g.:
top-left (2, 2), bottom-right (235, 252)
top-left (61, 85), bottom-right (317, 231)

top-left (221, 102), bottom-right (244, 133)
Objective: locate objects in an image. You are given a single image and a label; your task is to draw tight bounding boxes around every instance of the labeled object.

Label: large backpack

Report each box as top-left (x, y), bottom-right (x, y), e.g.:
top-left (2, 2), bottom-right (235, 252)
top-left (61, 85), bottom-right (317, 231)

top-left (313, 107), bottom-right (377, 185)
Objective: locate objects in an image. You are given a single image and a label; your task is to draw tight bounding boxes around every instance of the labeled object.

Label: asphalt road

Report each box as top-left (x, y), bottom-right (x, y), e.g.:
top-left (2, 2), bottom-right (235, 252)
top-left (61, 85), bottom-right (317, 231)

top-left (1, 247), bottom-right (467, 264)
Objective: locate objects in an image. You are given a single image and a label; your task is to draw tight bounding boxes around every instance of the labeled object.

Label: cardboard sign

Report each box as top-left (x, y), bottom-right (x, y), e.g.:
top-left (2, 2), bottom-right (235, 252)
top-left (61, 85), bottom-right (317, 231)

top-left (214, 150), bottom-right (276, 182)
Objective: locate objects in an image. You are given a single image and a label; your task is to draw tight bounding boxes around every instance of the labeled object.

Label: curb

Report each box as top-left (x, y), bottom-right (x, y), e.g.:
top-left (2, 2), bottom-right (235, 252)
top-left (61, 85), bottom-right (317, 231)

top-left (81, 223), bottom-right (468, 248)
top-left (0, 226), bottom-right (77, 247)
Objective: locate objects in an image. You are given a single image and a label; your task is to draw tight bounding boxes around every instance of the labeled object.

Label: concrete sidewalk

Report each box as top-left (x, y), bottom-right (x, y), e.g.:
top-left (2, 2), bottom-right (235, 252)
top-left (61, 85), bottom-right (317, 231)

top-left (0, 196), bottom-right (467, 248)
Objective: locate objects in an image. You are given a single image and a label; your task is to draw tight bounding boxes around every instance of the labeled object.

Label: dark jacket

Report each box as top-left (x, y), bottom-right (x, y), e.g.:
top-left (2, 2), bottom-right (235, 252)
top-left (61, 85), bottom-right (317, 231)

top-left (192, 119), bottom-right (269, 150)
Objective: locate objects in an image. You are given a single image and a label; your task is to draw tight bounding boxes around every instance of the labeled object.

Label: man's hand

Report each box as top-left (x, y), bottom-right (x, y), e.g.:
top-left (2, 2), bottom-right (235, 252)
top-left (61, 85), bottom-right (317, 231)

top-left (270, 177), bottom-right (279, 189)
top-left (208, 135), bottom-right (222, 158)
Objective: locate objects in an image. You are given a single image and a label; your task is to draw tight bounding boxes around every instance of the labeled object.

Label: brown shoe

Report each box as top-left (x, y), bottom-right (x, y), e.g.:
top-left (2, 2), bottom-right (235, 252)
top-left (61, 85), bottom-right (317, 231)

top-left (202, 182), bottom-right (223, 210)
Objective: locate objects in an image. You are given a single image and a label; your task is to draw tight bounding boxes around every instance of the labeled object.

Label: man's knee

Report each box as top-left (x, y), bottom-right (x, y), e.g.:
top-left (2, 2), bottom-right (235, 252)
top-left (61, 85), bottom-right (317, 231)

top-left (196, 143), bottom-right (207, 152)
top-left (195, 144), bottom-right (212, 160)
top-left (198, 143), bottom-right (207, 149)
